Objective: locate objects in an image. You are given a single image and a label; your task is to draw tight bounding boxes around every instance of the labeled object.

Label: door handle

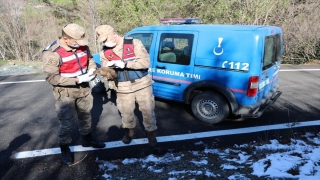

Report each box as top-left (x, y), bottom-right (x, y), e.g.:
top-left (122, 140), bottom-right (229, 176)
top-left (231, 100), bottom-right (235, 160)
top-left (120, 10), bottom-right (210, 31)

top-left (156, 66), bottom-right (166, 69)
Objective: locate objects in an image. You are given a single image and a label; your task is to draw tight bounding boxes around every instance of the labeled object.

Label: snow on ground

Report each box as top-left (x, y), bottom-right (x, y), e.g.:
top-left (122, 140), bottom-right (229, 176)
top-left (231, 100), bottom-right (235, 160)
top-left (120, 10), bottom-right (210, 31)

top-left (97, 132), bottom-right (320, 179)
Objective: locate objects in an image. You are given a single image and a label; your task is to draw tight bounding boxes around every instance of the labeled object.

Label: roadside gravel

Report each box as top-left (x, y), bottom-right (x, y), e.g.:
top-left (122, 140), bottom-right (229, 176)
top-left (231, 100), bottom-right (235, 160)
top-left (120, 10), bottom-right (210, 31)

top-left (0, 61), bottom-right (43, 76)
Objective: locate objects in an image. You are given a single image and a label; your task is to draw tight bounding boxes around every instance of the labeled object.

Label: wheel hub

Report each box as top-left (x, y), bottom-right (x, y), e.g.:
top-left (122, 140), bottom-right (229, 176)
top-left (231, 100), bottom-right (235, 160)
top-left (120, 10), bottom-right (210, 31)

top-left (198, 99), bottom-right (219, 118)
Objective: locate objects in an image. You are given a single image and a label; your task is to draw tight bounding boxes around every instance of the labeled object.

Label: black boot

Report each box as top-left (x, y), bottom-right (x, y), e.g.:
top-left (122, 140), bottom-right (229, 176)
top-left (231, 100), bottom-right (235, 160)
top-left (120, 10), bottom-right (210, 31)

top-left (82, 132), bottom-right (106, 148)
top-left (59, 144), bottom-right (74, 165)
top-left (122, 128), bottom-right (135, 144)
top-left (146, 130), bottom-right (157, 148)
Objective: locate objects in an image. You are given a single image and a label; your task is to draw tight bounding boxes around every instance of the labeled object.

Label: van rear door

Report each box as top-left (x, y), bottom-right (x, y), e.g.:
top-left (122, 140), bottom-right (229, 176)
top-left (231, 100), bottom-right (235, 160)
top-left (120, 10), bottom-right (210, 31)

top-left (257, 31), bottom-right (282, 100)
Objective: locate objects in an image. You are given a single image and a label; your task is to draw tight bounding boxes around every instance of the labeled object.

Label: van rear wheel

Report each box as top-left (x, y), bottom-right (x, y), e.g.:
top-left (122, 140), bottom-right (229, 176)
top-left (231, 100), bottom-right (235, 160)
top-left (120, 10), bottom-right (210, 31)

top-left (191, 92), bottom-right (229, 124)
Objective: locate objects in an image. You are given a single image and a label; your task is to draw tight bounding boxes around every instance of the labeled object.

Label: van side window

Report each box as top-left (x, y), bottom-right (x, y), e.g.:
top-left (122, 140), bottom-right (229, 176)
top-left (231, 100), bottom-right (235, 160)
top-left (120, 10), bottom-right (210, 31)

top-left (263, 34), bottom-right (282, 70)
top-left (158, 33), bottom-right (194, 65)
top-left (128, 33), bottom-right (153, 53)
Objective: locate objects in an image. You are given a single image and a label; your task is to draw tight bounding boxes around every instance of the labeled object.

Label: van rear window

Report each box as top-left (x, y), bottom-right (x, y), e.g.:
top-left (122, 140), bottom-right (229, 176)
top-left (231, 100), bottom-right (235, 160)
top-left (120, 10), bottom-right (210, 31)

top-left (128, 33), bottom-right (153, 53)
top-left (263, 34), bottom-right (281, 70)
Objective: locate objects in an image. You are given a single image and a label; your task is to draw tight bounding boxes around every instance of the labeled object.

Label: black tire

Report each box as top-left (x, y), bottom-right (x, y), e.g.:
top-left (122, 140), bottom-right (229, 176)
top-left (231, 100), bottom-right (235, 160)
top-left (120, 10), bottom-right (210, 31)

top-left (191, 92), bottom-right (229, 124)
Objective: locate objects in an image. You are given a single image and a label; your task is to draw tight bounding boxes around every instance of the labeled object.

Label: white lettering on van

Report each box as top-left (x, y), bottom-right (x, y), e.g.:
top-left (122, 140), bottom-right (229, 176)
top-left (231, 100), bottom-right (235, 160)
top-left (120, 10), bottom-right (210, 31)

top-left (192, 74), bottom-right (201, 79)
top-left (259, 78), bottom-right (270, 90)
top-left (148, 68), bottom-right (155, 73)
top-left (213, 37), bottom-right (224, 56)
top-left (222, 61), bottom-right (249, 71)
top-left (242, 63), bottom-right (249, 71)
top-left (156, 69), bottom-right (200, 79)
top-left (273, 69), bottom-right (279, 77)
top-left (174, 71), bottom-right (181, 76)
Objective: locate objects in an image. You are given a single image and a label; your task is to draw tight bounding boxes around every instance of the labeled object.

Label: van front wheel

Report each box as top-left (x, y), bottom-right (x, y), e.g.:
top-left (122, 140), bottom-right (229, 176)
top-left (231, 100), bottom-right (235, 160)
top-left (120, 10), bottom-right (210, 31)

top-left (191, 92), bottom-right (229, 124)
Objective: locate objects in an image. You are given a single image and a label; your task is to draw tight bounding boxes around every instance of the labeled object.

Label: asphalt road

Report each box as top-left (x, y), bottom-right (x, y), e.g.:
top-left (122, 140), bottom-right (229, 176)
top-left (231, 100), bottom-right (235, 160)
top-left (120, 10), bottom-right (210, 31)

top-left (0, 64), bottom-right (320, 179)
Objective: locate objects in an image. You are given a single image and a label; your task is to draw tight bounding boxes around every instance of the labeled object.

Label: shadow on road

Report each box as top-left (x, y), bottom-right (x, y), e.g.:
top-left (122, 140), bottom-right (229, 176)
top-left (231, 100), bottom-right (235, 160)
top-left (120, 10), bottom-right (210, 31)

top-left (0, 134), bottom-right (31, 177)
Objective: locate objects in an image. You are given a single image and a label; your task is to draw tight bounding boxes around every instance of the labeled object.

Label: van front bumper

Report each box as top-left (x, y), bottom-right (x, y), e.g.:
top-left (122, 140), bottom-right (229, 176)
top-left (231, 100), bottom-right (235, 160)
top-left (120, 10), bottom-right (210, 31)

top-left (238, 86), bottom-right (282, 118)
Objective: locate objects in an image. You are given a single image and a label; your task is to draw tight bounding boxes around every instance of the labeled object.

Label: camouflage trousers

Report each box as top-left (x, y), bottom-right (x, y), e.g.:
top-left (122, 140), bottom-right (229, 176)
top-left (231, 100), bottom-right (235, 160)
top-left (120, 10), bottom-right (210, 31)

top-left (116, 85), bottom-right (157, 132)
top-left (55, 94), bottom-right (93, 145)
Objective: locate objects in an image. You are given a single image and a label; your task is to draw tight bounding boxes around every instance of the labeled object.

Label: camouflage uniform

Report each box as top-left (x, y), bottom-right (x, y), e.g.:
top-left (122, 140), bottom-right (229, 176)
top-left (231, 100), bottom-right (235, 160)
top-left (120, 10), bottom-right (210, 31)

top-left (42, 38), bottom-right (97, 145)
top-left (100, 39), bottom-right (157, 132)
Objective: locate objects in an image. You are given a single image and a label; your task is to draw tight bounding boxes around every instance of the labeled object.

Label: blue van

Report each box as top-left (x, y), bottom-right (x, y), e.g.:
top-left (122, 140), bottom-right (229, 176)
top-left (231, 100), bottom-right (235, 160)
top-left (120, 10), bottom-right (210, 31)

top-left (94, 18), bottom-right (283, 124)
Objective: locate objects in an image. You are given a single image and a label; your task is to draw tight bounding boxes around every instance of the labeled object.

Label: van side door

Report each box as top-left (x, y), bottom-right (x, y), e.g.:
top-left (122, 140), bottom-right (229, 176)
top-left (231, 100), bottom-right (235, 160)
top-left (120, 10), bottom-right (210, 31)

top-left (151, 32), bottom-right (198, 101)
top-left (127, 31), bottom-right (198, 101)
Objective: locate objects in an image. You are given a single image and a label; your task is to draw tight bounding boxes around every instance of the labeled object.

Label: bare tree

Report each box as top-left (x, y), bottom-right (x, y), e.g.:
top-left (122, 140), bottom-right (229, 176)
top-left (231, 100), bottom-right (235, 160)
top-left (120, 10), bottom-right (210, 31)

top-left (0, 33), bottom-right (7, 60)
top-left (22, 5), bottom-right (60, 61)
top-left (0, 0), bottom-right (25, 61)
top-left (77, 0), bottom-right (103, 53)
top-left (0, 0), bottom-right (59, 61)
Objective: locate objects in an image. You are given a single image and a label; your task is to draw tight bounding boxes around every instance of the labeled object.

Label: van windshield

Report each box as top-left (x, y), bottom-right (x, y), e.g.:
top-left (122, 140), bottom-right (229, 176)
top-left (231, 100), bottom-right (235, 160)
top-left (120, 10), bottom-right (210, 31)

top-left (263, 34), bottom-right (281, 70)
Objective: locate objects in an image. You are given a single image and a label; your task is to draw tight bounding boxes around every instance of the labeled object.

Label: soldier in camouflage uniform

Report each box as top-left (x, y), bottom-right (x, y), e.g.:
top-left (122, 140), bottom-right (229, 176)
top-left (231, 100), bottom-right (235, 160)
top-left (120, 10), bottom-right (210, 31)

top-left (42, 23), bottom-right (105, 165)
top-left (95, 25), bottom-right (157, 147)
